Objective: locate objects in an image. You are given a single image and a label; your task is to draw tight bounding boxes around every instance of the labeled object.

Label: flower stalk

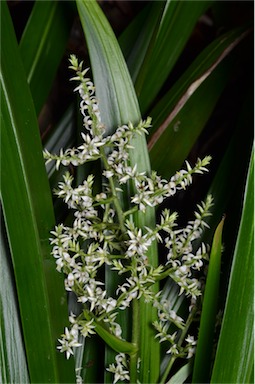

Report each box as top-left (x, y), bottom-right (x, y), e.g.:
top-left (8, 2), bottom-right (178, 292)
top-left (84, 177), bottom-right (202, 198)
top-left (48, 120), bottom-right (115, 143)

top-left (159, 304), bottom-right (198, 384)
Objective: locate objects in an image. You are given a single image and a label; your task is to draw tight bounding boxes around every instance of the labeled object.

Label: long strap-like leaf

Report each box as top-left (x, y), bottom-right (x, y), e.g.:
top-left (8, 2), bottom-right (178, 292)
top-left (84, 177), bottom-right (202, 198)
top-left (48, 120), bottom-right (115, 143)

top-left (0, 2), bottom-right (74, 382)
top-left (19, 1), bottom-right (74, 115)
top-left (135, 0), bottom-right (210, 114)
top-left (210, 149), bottom-right (254, 383)
top-left (192, 217), bottom-right (225, 383)
top-left (0, 215), bottom-right (29, 384)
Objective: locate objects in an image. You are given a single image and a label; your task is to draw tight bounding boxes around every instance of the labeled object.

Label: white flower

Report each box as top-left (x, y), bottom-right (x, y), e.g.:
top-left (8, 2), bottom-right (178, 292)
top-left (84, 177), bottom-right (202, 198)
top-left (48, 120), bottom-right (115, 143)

top-left (126, 227), bottom-right (152, 258)
top-left (166, 343), bottom-right (179, 355)
top-left (76, 373), bottom-right (83, 384)
top-left (185, 334), bottom-right (196, 345)
top-left (103, 170), bottom-right (114, 178)
top-left (187, 346), bottom-right (196, 359)
top-left (65, 272), bottom-right (75, 291)
top-left (80, 319), bottom-right (96, 338)
top-left (106, 353), bottom-right (130, 384)
top-left (57, 327), bottom-right (82, 359)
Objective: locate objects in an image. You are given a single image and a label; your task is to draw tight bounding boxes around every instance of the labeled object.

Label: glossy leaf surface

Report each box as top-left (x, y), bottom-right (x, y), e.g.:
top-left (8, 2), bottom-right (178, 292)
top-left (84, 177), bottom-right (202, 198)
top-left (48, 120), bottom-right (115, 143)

top-left (192, 217), bottom-right (225, 383)
top-left (136, 1), bottom-right (210, 114)
top-left (119, 1), bottom-right (165, 84)
top-left (0, 217), bottom-right (29, 384)
top-left (0, 2), bottom-right (74, 382)
top-left (19, 1), bottom-right (74, 114)
top-left (211, 151), bottom-right (254, 383)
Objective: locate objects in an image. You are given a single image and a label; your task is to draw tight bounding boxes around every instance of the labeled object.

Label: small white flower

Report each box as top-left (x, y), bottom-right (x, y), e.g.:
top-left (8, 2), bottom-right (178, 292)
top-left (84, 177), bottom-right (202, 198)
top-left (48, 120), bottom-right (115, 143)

top-left (80, 319), bottom-right (96, 338)
top-left (166, 343), bottom-right (179, 356)
top-left (65, 272), bottom-right (75, 291)
top-left (185, 335), bottom-right (196, 345)
top-left (57, 327), bottom-right (82, 359)
top-left (106, 353), bottom-right (130, 384)
top-left (103, 170), bottom-right (114, 178)
top-left (76, 373), bottom-right (83, 384)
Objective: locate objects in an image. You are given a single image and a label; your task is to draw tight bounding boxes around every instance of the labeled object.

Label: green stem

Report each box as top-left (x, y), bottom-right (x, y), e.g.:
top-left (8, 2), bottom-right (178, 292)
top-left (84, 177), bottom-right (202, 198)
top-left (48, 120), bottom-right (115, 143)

top-left (100, 149), bottom-right (127, 234)
top-left (124, 206), bottom-right (139, 217)
top-left (99, 146), bottom-right (143, 381)
top-left (108, 176), bottom-right (126, 234)
top-left (129, 298), bottom-right (140, 383)
top-left (160, 305), bottom-right (197, 384)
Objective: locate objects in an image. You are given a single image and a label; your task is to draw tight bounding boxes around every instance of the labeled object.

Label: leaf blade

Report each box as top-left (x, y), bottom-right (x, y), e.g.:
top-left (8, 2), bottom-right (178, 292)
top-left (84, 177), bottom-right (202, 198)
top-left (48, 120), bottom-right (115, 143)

top-left (148, 27), bottom-right (250, 178)
top-left (0, 216), bottom-right (29, 384)
top-left (136, 0), bottom-right (210, 114)
top-left (210, 150), bottom-right (254, 383)
top-left (19, 1), bottom-right (74, 114)
top-left (0, 3), bottom-right (75, 382)
top-left (192, 217), bottom-right (225, 383)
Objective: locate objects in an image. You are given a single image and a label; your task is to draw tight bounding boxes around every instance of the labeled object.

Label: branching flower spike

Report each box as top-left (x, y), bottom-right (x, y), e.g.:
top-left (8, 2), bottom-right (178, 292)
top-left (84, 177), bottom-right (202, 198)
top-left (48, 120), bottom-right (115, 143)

top-left (44, 55), bottom-right (213, 384)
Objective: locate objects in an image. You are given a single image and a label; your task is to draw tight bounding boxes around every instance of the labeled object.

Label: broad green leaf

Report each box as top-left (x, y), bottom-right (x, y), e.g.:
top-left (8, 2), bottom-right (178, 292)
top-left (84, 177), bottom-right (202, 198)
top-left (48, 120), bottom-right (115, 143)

top-left (76, 1), bottom-right (160, 382)
top-left (148, 27), bottom-right (250, 178)
top-left (192, 217), bottom-right (225, 383)
top-left (0, 2), bottom-right (75, 382)
top-left (77, 0), bottom-right (140, 131)
top-left (211, 150), bottom-right (254, 383)
top-left (136, 1), bottom-right (210, 114)
top-left (19, 1), bottom-right (74, 114)
top-left (0, 217), bottom-right (29, 384)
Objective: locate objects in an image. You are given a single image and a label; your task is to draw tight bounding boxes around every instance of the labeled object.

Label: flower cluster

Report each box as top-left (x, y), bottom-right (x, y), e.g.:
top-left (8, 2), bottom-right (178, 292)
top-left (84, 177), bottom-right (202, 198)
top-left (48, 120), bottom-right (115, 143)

top-left (107, 353), bottom-right (130, 384)
top-left (44, 55), bottom-right (213, 383)
top-left (153, 320), bottom-right (197, 358)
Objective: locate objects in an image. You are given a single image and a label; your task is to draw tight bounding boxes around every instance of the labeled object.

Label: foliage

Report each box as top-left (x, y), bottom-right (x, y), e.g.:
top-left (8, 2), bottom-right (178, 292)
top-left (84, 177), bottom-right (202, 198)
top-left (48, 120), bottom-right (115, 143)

top-left (0, 0), bottom-right (253, 383)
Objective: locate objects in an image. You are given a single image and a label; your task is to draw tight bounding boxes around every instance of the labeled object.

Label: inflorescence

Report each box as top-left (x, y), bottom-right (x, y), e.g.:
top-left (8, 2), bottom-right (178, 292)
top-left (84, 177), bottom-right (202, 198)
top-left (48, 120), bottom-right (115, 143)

top-left (44, 55), bottom-right (213, 384)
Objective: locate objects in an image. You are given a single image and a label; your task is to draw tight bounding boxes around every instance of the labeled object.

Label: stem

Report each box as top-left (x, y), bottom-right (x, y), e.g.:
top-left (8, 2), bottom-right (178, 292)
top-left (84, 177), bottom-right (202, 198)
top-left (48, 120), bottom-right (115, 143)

top-left (159, 305), bottom-right (197, 384)
top-left (108, 176), bottom-right (126, 234)
top-left (100, 149), bottom-right (127, 234)
top-left (124, 206), bottom-right (138, 217)
top-left (129, 298), bottom-right (140, 383)
top-left (99, 145), bottom-right (143, 382)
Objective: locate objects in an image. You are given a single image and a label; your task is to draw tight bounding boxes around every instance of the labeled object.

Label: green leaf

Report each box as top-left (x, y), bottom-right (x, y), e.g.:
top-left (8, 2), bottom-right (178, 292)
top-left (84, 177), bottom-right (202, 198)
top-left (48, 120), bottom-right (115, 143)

top-left (119, 1), bottom-right (165, 84)
top-left (0, 2), bottom-right (75, 382)
top-left (0, 217), bottom-right (29, 384)
top-left (76, 0), bottom-right (140, 131)
top-left (210, 150), bottom-right (254, 383)
top-left (76, 1), bottom-right (160, 382)
top-left (135, 1), bottom-right (211, 114)
top-left (148, 27), bottom-right (250, 178)
top-left (19, 1), bottom-right (74, 114)
top-left (166, 360), bottom-right (193, 384)
top-left (192, 216), bottom-right (225, 383)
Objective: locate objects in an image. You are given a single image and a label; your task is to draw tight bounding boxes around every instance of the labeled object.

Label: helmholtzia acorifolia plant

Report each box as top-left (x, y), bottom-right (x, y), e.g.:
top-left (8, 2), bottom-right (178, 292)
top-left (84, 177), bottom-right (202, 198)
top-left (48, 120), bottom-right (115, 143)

top-left (44, 55), bottom-right (213, 383)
